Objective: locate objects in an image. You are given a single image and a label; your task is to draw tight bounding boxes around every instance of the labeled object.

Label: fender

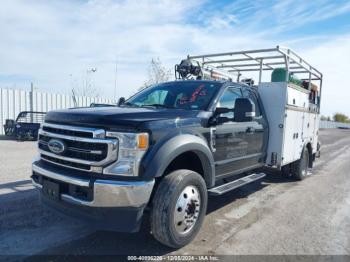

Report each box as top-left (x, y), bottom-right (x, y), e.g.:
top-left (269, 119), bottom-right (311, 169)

top-left (141, 134), bottom-right (215, 187)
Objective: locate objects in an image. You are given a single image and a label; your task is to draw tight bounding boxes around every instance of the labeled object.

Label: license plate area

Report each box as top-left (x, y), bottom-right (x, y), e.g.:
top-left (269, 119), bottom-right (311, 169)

top-left (42, 180), bottom-right (60, 201)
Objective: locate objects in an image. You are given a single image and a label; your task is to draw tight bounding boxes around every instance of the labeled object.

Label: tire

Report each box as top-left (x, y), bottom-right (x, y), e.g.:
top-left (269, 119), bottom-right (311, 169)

top-left (150, 169), bottom-right (207, 248)
top-left (291, 148), bottom-right (309, 180)
top-left (281, 164), bottom-right (292, 178)
top-left (4, 129), bottom-right (10, 136)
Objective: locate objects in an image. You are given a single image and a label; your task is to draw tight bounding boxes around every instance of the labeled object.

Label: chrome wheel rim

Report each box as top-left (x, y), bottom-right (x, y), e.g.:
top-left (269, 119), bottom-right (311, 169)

top-left (173, 185), bottom-right (201, 235)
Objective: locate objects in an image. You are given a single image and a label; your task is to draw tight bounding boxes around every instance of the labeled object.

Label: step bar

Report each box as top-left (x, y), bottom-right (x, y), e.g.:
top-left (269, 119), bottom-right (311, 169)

top-left (208, 173), bottom-right (266, 196)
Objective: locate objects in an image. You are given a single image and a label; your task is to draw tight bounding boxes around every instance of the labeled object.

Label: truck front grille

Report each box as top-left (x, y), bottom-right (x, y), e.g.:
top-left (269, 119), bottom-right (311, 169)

top-left (39, 135), bottom-right (108, 161)
top-left (41, 154), bottom-right (91, 171)
top-left (42, 125), bottom-right (94, 138)
top-left (38, 123), bottom-right (118, 172)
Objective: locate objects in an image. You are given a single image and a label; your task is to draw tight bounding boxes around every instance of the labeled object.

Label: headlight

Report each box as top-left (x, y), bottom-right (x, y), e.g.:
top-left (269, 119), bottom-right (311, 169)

top-left (104, 132), bottom-right (149, 176)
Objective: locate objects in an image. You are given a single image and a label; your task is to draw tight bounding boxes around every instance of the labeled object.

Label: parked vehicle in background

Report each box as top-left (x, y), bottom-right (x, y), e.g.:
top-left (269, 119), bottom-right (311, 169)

top-left (4, 111), bottom-right (46, 140)
top-left (31, 46), bottom-right (322, 248)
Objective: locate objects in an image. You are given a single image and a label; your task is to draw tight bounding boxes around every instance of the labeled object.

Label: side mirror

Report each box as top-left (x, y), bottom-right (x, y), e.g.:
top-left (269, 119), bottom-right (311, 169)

top-left (117, 97), bottom-right (125, 106)
top-left (216, 116), bottom-right (230, 125)
top-left (214, 107), bottom-right (232, 116)
top-left (210, 107), bottom-right (233, 125)
top-left (235, 98), bottom-right (255, 122)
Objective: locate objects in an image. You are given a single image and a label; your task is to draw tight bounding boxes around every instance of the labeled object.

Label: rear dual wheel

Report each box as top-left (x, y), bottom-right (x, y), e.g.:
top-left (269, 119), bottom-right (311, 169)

top-left (281, 148), bottom-right (310, 180)
top-left (291, 148), bottom-right (310, 180)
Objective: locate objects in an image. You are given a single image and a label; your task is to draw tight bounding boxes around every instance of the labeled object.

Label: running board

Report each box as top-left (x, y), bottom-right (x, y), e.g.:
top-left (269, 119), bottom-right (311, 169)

top-left (208, 173), bottom-right (266, 196)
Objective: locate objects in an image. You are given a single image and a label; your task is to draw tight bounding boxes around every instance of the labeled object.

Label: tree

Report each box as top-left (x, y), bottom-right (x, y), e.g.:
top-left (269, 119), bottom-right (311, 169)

top-left (70, 69), bottom-right (100, 98)
top-left (321, 115), bottom-right (332, 121)
top-left (333, 113), bottom-right (350, 123)
top-left (142, 58), bottom-right (172, 89)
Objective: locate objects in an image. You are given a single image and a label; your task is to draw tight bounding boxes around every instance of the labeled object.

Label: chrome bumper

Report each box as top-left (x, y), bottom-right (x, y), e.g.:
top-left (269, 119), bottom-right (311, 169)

top-left (32, 163), bottom-right (154, 208)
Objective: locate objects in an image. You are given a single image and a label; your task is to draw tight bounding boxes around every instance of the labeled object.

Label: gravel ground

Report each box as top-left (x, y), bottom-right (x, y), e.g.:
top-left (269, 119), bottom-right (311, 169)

top-left (0, 129), bottom-right (349, 259)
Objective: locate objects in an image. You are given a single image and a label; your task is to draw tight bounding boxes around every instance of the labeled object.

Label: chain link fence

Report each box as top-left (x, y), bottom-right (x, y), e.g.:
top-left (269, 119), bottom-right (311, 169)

top-left (320, 120), bottom-right (350, 129)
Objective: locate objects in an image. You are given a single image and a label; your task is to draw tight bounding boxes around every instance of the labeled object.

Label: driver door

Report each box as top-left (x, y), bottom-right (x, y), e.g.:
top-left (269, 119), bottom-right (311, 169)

top-left (213, 87), bottom-right (252, 178)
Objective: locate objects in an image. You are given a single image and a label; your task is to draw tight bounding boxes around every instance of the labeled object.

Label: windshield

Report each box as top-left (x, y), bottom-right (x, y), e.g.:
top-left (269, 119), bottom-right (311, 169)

top-left (125, 82), bottom-right (221, 111)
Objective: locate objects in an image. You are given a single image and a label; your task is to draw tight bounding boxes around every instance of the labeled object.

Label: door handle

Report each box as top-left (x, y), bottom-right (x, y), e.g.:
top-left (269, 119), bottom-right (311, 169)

top-left (246, 127), bottom-right (255, 133)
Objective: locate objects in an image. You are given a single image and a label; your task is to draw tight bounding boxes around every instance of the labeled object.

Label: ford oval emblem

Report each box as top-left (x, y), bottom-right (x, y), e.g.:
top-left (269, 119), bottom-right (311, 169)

top-left (48, 139), bottom-right (66, 154)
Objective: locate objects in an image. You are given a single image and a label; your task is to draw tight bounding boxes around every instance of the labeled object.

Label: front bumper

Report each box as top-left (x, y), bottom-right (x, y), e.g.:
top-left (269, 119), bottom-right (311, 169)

top-left (32, 161), bottom-right (155, 231)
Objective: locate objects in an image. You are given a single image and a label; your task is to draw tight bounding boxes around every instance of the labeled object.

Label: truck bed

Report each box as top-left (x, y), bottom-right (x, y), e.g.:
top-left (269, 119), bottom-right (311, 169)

top-left (258, 82), bottom-right (319, 167)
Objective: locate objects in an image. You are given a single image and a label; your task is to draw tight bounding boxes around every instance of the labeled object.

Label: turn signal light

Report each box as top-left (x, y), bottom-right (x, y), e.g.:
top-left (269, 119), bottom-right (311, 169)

top-left (137, 133), bottom-right (149, 150)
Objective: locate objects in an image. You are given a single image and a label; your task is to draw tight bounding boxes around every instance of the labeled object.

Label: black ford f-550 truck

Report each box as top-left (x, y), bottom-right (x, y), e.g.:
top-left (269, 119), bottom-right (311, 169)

top-left (32, 47), bottom-right (322, 248)
top-left (32, 80), bottom-right (270, 247)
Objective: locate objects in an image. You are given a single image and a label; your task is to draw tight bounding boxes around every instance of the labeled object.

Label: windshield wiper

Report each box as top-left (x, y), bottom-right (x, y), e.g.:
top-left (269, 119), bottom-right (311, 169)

top-left (120, 102), bottom-right (139, 107)
top-left (141, 104), bottom-right (175, 109)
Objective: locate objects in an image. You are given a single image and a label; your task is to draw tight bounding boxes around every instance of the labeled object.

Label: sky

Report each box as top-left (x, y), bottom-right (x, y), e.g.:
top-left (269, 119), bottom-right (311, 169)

top-left (0, 0), bottom-right (350, 117)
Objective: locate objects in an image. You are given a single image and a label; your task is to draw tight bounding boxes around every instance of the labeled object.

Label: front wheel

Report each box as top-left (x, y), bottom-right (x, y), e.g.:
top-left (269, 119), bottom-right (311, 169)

top-left (150, 169), bottom-right (207, 248)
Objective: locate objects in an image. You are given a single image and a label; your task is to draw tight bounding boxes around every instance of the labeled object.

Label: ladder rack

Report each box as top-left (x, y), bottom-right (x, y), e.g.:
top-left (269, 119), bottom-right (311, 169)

top-left (184, 45), bottom-right (323, 107)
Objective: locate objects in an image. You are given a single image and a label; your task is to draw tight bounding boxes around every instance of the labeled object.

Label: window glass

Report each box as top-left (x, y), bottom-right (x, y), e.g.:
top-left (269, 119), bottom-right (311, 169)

top-left (126, 82), bottom-right (221, 110)
top-left (242, 89), bottom-right (261, 116)
top-left (135, 90), bottom-right (168, 105)
top-left (217, 87), bottom-right (242, 118)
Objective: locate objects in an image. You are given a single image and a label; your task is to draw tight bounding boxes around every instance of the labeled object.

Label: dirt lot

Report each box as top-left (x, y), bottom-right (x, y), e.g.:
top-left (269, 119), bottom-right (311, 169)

top-left (0, 129), bottom-right (350, 259)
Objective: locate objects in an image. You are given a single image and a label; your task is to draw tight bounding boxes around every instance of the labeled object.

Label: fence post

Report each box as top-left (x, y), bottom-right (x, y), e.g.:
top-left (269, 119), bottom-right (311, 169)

top-left (30, 83), bottom-right (34, 111)
top-left (30, 82), bottom-right (34, 122)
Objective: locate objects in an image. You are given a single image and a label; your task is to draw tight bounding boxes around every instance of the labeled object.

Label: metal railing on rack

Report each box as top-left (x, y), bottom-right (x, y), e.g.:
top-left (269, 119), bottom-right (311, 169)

top-left (186, 45), bottom-right (323, 107)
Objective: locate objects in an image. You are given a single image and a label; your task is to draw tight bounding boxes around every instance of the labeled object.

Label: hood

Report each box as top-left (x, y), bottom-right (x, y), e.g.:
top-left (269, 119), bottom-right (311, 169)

top-left (45, 106), bottom-right (199, 129)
